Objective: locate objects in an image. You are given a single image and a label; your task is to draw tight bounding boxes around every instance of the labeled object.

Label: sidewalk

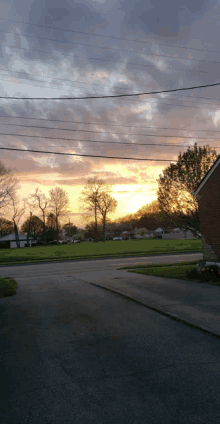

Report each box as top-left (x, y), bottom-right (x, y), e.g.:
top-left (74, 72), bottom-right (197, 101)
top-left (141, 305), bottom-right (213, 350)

top-left (90, 273), bottom-right (220, 338)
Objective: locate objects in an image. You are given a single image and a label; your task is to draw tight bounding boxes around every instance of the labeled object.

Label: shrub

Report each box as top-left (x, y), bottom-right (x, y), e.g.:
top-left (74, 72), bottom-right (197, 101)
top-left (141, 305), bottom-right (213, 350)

top-left (0, 277), bottom-right (17, 298)
top-left (186, 267), bottom-right (200, 280)
top-left (186, 264), bottom-right (220, 283)
top-left (199, 265), bottom-right (220, 283)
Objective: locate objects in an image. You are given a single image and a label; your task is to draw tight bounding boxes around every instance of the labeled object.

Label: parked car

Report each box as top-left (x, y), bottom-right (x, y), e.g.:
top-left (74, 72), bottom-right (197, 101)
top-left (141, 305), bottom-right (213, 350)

top-left (74, 240), bottom-right (81, 243)
top-left (47, 240), bottom-right (60, 245)
top-left (113, 237), bottom-right (123, 241)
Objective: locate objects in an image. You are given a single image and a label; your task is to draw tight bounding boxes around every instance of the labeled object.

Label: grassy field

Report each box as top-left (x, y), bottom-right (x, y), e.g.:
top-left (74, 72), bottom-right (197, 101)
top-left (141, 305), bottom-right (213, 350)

top-left (118, 260), bottom-right (220, 286)
top-left (0, 239), bottom-right (202, 266)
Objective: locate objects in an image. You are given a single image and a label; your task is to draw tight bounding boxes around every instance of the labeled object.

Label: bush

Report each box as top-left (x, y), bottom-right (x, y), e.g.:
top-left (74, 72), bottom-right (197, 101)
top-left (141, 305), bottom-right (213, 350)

top-left (199, 265), bottom-right (220, 283)
top-left (186, 267), bottom-right (200, 280)
top-left (0, 277), bottom-right (17, 298)
top-left (186, 264), bottom-right (220, 283)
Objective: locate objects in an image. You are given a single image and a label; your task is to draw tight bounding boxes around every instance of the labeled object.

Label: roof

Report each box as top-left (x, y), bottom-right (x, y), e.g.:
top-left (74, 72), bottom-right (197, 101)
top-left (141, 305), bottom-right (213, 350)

top-left (192, 155), bottom-right (220, 196)
top-left (0, 233), bottom-right (35, 241)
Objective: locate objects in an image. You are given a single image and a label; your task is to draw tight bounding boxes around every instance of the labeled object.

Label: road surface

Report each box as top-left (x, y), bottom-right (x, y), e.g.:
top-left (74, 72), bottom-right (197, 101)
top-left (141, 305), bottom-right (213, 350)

top-left (2, 252), bottom-right (220, 423)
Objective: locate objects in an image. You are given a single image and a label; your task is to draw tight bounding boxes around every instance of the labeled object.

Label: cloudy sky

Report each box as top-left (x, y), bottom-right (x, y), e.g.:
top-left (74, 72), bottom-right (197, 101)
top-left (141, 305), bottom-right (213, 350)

top-left (1, 0), bottom-right (220, 228)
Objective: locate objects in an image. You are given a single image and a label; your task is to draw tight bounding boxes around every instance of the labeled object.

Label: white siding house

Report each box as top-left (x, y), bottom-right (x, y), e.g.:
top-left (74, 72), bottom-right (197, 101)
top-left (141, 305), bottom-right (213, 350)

top-left (0, 233), bottom-right (36, 248)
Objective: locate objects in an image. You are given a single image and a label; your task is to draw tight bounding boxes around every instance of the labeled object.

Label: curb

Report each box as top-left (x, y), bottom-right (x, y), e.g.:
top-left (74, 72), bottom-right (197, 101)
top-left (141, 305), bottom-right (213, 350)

top-left (89, 281), bottom-right (220, 340)
top-left (0, 251), bottom-right (202, 268)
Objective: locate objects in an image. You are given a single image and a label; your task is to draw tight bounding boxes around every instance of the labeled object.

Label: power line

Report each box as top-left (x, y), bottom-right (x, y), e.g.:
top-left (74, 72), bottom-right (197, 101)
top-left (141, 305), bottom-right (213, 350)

top-left (1, 67), bottom-right (219, 108)
top-left (2, 41), bottom-right (214, 83)
top-left (0, 68), bottom-right (144, 93)
top-left (0, 67), bottom-right (210, 96)
top-left (1, 39), bottom-right (219, 78)
top-left (0, 145), bottom-right (216, 163)
top-left (1, 132), bottom-right (220, 144)
top-left (2, 17), bottom-right (220, 55)
top-left (1, 81), bottom-right (220, 100)
top-left (1, 123), bottom-right (219, 141)
top-left (2, 73), bottom-right (220, 108)
top-left (8, 140), bottom-right (220, 149)
top-left (1, 115), bottom-right (220, 133)
top-left (21, 143), bottom-right (220, 150)
top-left (2, 43), bottom-right (163, 73)
top-left (2, 29), bottom-right (219, 67)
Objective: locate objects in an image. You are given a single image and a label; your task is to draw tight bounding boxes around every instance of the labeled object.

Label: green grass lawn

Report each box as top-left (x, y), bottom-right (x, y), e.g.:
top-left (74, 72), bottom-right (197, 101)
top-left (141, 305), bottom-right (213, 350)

top-left (118, 261), bottom-right (199, 278)
top-left (118, 260), bottom-right (220, 285)
top-left (0, 239), bottom-right (202, 266)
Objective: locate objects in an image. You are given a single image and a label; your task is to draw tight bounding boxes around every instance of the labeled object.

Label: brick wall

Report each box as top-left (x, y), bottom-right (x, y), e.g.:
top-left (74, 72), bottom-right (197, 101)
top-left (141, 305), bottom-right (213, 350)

top-left (198, 163), bottom-right (220, 261)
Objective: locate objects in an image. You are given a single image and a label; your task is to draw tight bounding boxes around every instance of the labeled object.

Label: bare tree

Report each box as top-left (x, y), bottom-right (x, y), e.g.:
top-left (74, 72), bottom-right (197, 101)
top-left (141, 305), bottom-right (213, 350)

top-left (48, 187), bottom-right (70, 241)
top-left (0, 161), bottom-right (20, 216)
top-left (29, 188), bottom-right (50, 243)
top-left (7, 193), bottom-right (27, 248)
top-left (79, 177), bottom-right (112, 240)
top-left (97, 192), bottom-right (118, 241)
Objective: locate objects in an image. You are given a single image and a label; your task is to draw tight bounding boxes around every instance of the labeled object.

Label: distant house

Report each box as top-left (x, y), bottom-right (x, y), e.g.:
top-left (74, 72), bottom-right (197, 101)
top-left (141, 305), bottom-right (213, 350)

top-left (121, 231), bottom-right (132, 239)
top-left (192, 155), bottom-right (220, 266)
top-left (0, 233), bottom-right (36, 249)
top-left (154, 227), bottom-right (164, 234)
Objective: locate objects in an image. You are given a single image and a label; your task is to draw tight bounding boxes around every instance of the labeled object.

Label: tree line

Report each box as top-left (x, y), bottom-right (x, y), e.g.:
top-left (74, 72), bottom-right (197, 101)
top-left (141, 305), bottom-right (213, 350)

top-left (0, 172), bottom-right (119, 245)
top-left (0, 143), bottom-right (218, 246)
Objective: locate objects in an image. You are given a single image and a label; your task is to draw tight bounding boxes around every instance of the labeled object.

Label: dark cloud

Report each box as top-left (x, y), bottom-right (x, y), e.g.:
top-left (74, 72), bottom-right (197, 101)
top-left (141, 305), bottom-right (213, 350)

top-left (0, 0), bottom-right (220, 212)
top-left (122, 0), bottom-right (213, 38)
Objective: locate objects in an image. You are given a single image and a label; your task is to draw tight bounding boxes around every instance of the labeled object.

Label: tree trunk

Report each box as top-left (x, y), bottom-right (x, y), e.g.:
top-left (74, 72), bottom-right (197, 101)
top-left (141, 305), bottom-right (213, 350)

top-left (26, 212), bottom-right (32, 247)
top-left (56, 219), bottom-right (59, 241)
top-left (94, 203), bottom-right (98, 240)
top-left (14, 221), bottom-right (20, 248)
top-left (42, 210), bottom-right (46, 243)
top-left (102, 214), bottom-right (106, 242)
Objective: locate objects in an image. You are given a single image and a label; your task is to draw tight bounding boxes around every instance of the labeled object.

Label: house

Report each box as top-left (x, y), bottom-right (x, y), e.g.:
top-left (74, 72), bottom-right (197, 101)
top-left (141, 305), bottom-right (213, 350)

top-left (162, 228), bottom-right (195, 239)
top-left (154, 227), bottom-right (164, 234)
top-left (192, 155), bottom-right (220, 266)
top-left (121, 231), bottom-right (134, 239)
top-left (0, 233), bottom-right (36, 249)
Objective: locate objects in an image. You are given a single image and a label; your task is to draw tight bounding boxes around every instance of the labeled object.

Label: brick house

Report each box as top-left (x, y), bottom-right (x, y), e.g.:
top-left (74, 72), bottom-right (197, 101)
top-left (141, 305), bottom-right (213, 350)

top-left (192, 155), bottom-right (220, 266)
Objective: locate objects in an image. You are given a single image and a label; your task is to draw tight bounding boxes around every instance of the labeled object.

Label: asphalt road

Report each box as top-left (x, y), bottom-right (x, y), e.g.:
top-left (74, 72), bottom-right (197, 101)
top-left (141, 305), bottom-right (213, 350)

top-left (2, 252), bottom-right (220, 423)
top-left (0, 252), bottom-right (202, 282)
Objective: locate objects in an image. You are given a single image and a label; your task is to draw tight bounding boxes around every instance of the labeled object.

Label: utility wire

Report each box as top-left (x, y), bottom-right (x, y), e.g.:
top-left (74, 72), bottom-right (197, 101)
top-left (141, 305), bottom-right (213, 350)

top-left (1, 41), bottom-right (218, 77)
top-left (1, 115), bottom-right (220, 133)
top-left (0, 67), bottom-right (210, 95)
top-left (1, 123), bottom-right (219, 141)
top-left (2, 43), bottom-right (163, 73)
top-left (0, 71), bottom-right (217, 102)
top-left (0, 146), bottom-right (217, 162)
top-left (2, 76), bottom-right (219, 108)
top-left (1, 81), bottom-right (220, 100)
top-left (22, 143), bottom-right (220, 149)
top-left (2, 29), bottom-right (219, 66)
top-left (1, 68), bottom-right (219, 108)
top-left (0, 68), bottom-right (147, 93)
top-left (2, 17), bottom-right (220, 55)
top-left (1, 132), bottom-right (220, 143)
top-left (2, 41), bottom-right (214, 80)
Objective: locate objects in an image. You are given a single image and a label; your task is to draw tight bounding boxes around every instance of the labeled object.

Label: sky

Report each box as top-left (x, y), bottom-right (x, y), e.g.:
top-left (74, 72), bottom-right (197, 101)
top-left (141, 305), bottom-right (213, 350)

top-left (1, 0), bottom-right (220, 228)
